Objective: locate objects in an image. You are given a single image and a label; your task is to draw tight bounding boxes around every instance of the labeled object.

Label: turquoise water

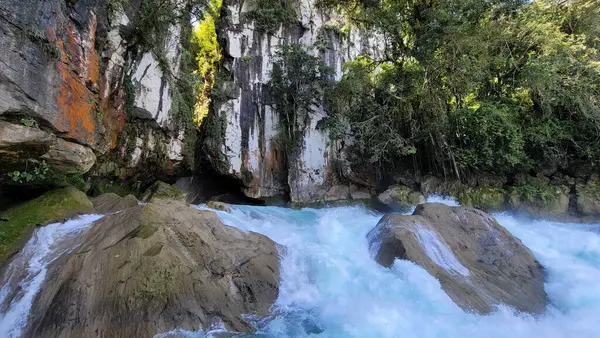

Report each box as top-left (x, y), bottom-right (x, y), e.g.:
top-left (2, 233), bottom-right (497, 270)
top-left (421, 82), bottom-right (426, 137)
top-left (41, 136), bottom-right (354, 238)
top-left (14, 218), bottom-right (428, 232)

top-left (192, 197), bottom-right (600, 338)
top-left (2, 197), bottom-right (600, 337)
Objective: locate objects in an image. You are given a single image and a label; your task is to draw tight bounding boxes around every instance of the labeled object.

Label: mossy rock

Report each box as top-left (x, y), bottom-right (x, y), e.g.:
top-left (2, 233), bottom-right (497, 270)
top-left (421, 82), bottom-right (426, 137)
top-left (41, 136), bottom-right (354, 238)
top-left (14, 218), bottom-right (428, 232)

top-left (141, 181), bottom-right (186, 203)
top-left (508, 182), bottom-right (569, 217)
top-left (576, 174), bottom-right (600, 216)
top-left (0, 186), bottom-right (93, 266)
top-left (378, 185), bottom-right (425, 211)
top-left (458, 187), bottom-right (505, 211)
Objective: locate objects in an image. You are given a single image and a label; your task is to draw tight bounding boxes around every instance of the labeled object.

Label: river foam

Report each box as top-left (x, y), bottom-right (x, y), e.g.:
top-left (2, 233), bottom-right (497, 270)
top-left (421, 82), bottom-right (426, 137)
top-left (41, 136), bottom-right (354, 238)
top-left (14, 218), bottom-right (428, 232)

top-left (189, 197), bottom-right (600, 338)
top-left (2, 198), bottom-right (600, 338)
top-left (0, 214), bottom-right (103, 337)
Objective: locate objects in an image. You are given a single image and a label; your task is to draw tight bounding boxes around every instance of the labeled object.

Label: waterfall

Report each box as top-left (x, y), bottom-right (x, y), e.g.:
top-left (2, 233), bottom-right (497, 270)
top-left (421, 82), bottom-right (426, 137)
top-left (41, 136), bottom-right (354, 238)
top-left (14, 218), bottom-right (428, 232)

top-left (0, 215), bottom-right (103, 337)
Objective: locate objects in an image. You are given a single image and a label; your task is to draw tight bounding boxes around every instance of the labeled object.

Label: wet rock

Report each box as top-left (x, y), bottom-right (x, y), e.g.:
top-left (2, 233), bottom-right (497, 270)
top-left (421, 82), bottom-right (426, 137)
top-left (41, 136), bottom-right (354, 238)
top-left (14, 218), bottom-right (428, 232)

top-left (0, 187), bottom-right (93, 266)
top-left (206, 201), bottom-right (233, 213)
top-left (26, 198), bottom-right (280, 336)
top-left (377, 185), bottom-right (424, 211)
top-left (92, 193), bottom-right (138, 214)
top-left (368, 203), bottom-right (547, 314)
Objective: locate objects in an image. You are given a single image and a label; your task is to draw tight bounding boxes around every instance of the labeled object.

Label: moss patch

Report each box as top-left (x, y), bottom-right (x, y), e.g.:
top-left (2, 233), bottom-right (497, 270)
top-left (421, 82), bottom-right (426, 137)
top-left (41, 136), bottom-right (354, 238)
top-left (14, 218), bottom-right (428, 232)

top-left (507, 176), bottom-right (569, 215)
top-left (0, 186), bottom-right (93, 266)
top-left (458, 187), bottom-right (505, 211)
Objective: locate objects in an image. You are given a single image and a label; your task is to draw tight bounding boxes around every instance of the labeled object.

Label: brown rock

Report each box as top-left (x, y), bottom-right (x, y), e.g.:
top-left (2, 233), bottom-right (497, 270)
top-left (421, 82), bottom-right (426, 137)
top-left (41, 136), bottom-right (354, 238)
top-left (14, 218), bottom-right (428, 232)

top-left (368, 203), bottom-right (547, 314)
top-left (26, 199), bottom-right (280, 337)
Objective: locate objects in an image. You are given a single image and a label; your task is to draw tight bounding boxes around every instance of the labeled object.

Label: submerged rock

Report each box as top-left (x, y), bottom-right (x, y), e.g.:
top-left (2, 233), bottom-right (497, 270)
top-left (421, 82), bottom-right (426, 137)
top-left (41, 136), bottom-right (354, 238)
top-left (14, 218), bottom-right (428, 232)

top-left (91, 193), bottom-right (138, 214)
top-left (26, 198), bottom-right (280, 336)
top-left (0, 187), bottom-right (93, 266)
top-left (368, 203), bottom-right (547, 314)
top-left (206, 201), bottom-right (233, 213)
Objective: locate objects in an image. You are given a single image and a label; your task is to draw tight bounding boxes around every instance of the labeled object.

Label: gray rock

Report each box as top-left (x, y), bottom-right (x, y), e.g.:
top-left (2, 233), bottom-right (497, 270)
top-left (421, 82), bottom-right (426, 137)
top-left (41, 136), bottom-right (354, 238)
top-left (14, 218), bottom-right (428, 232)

top-left (368, 203), bottom-right (547, 314)
top-left (26, 198), bottom-right (281, 336)
top-left (41, 138), bottom-right (97, 174)
top-left (92, 193), bottom-right (139, 214)
top-left (0, 120), bottom-right (55, 152)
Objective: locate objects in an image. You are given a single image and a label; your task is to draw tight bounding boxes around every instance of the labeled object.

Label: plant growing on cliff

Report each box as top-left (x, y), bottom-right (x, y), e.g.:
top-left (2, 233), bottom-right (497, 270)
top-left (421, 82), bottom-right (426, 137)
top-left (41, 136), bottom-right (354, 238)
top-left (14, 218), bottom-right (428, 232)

top-left (270, 44), bottom-right (333, 154)
top-left (191, 0), bottom-right (222, 126)
top-left (244, 0), bottom-right (297, 34)
top-left (321, 0), bottom-right (600, 180)
top-left (7, 161), bottom-right (49, 184)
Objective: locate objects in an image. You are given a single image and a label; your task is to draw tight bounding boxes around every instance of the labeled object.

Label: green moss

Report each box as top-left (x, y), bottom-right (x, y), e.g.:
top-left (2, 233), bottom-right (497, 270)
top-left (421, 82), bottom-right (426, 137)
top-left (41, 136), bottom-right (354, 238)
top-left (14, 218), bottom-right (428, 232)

top-left (458, 187), bottom-right (505, 211)
top-left (508, 177), bottom-right (569, 215)
top-left (0, 187), bottom-right (93, 266)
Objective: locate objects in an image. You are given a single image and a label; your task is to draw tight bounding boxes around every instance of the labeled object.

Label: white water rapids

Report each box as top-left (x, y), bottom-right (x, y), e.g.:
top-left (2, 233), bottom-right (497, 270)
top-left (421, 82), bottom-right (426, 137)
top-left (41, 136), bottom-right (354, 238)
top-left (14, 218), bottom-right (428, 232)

top-left (2, 197), bottom-right (600, 337)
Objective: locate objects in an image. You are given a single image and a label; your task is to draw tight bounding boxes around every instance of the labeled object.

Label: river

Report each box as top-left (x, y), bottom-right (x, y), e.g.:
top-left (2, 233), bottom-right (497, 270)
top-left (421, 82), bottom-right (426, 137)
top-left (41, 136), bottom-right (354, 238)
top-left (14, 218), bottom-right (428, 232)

top-left (2, 197), bottom-right (600, 337)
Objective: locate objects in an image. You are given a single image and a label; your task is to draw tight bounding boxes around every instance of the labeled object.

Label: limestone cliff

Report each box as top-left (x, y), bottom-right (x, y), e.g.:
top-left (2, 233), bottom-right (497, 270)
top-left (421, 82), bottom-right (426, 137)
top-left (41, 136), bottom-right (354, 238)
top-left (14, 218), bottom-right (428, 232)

top-left (0, 0), bottom-right (193, 192)
top-left (201, 0), bottom-right (382, 203)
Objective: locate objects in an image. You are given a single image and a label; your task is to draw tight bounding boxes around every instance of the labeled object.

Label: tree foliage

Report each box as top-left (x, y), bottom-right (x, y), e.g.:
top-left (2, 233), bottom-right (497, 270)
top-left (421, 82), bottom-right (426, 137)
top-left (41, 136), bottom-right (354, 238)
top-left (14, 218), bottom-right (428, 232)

top-left (320, 0), bottom-right (600, 178)
top-left (270, 44), bottom-right (333, 153)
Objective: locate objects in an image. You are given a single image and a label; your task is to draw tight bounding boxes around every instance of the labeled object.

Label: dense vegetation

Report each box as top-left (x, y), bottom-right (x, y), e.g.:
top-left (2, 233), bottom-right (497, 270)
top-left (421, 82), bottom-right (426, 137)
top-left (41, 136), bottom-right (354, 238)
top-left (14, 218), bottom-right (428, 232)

top-left (314, 0), bottom-right (600, 180)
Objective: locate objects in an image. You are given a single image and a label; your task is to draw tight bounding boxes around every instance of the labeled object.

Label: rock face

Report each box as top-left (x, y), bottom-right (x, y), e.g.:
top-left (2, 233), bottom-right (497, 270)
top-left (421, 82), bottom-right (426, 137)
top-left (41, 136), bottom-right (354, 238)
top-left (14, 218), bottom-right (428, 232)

top-left (203, 0), bottom-right (382, 203)
top-left (577, 175), bottom-right (600, 216)
top-left (368, 203), bottom-right (547, 314)
top-left (26, 198), bottom-right (281, 337)
top-left (0, 0), bottom-right (192, 188)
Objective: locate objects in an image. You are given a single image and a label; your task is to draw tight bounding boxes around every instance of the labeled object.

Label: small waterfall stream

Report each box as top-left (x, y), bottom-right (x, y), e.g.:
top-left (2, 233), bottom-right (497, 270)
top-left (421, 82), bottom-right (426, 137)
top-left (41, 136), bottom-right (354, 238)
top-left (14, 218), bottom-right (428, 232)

top-left (0, 214), bottom-right (103, 337)
top-left (2, 197), bottom-right (600, 337)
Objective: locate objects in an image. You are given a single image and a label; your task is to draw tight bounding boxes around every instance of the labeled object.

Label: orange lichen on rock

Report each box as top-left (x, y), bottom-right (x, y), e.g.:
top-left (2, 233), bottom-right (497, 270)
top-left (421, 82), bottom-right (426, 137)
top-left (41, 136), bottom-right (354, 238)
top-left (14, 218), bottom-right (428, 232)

top-left (55, 39), bottom-right (98, 145)
top-left (47, 16), bottom-right (104, 151)
top-left (85, 16), bottom-right (100, 86)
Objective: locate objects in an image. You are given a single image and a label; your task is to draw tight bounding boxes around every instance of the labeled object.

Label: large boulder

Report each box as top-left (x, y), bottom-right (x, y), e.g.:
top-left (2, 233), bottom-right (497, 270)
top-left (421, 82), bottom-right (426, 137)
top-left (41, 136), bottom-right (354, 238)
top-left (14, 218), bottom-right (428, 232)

top-left (25, 198), bottom-right (281, 337)
top-left (0, 187), bottom-right (93, 266)
top-left (41, 138), bottom-right (96, 174)
top-left (368, 203), bottom-right (547, 314)
top-left (0, 121), bottom-right (96, 175)
top-left (92, 193), bottom-right (139, 214)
